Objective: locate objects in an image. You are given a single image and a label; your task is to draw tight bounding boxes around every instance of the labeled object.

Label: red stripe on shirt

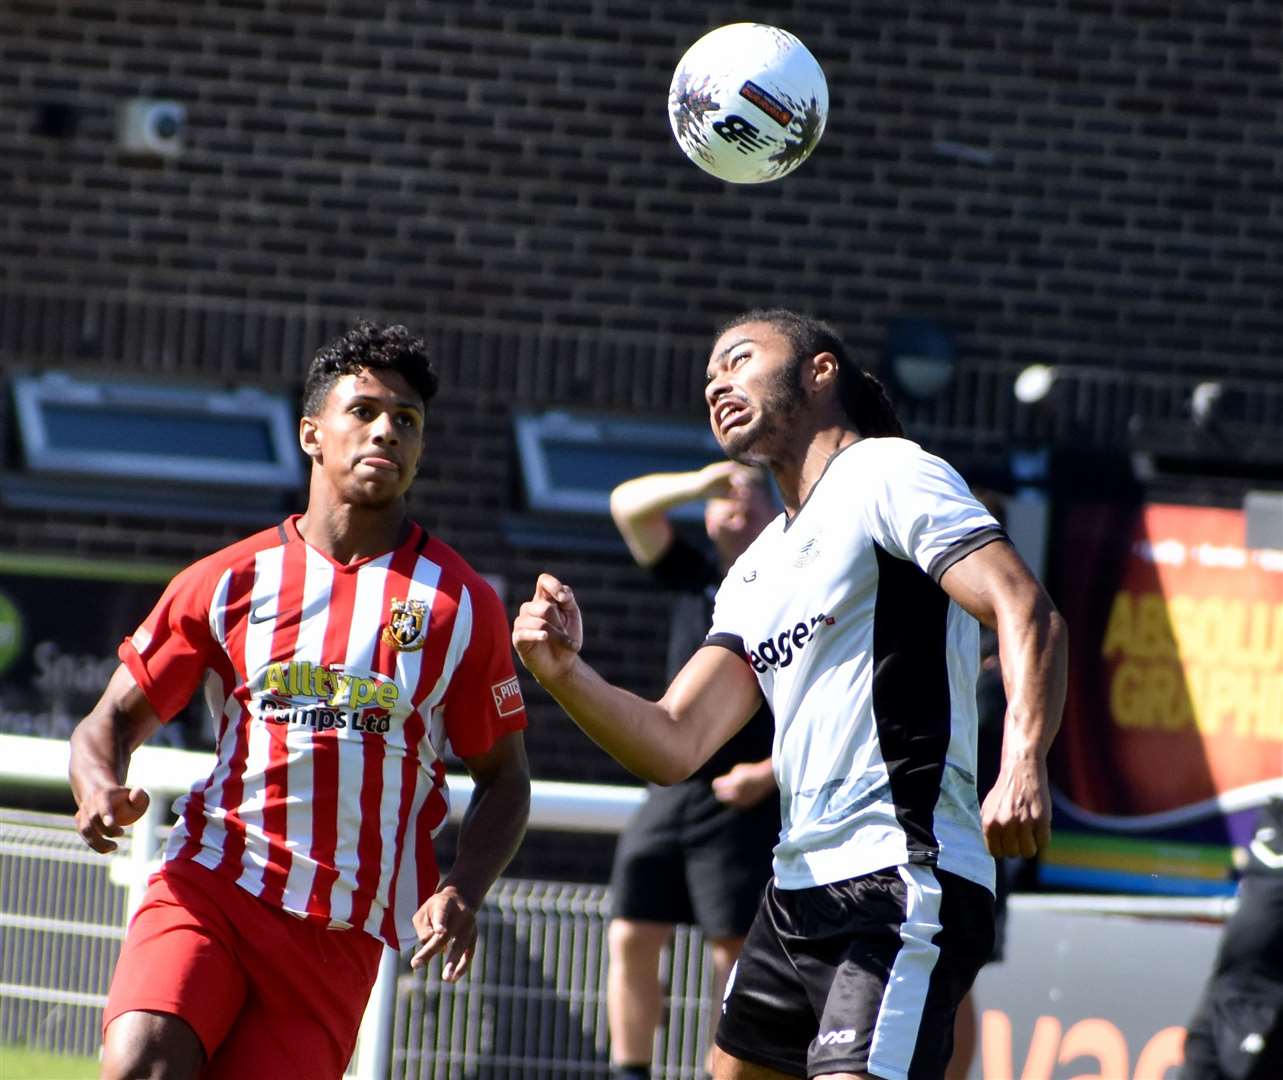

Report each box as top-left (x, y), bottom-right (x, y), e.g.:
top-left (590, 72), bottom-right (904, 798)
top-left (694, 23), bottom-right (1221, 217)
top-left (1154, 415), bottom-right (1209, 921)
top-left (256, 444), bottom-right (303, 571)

top-left (256, 540), bottom-right (309, 908)
top-left (177, 564), bottom-right (255, 864)
top-left (379, 706), bottom-right (427, 945)
top-left (347, 535), bottom-right (426, 932)
top-left (416, 758), bottom-right (449, 903)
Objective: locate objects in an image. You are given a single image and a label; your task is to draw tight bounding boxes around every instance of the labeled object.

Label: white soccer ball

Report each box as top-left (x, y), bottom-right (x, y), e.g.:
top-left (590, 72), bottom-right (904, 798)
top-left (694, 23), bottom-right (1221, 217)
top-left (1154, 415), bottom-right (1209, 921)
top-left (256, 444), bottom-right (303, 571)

top-left (668, 23), bottom-right (829, 184)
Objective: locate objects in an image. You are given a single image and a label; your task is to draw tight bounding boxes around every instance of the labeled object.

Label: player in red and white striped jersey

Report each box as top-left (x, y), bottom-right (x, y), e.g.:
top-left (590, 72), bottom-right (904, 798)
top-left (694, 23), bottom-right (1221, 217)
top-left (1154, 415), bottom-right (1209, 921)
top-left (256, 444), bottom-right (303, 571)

top-left (69, 320), bottom-right (531, 1080)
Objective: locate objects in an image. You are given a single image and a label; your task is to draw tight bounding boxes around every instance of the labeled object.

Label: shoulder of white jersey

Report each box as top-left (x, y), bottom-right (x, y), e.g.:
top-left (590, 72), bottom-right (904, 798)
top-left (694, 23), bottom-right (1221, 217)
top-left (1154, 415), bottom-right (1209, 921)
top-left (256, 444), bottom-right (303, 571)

top-left (846, 435), bottom-right (927, 467)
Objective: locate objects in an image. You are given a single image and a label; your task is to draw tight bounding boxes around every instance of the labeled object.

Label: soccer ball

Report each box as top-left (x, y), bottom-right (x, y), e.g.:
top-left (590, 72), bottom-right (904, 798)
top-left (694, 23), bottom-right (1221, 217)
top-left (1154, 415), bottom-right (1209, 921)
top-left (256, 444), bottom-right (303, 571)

top-left (667, 23), bottom-right (829, 184)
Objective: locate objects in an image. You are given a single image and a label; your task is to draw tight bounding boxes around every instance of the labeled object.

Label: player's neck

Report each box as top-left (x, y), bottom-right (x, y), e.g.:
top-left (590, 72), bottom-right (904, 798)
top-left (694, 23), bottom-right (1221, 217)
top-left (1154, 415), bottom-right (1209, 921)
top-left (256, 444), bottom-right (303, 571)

top-left (296, 500), bottom-right (411, 565)
top-left (775, 426), bottom-right (859, 517)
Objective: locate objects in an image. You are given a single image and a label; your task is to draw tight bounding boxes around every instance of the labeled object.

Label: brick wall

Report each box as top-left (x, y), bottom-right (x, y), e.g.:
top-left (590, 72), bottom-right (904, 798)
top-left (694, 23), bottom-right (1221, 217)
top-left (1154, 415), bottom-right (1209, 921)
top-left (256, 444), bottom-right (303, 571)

top-left (2, 1), bottom-right (1281, 880)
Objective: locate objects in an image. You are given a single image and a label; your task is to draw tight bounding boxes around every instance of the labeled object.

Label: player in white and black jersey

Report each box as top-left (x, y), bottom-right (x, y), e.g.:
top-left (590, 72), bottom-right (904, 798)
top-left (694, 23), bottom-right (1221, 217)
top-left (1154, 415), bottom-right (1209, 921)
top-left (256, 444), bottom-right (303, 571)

top-left (515, 309), bottom-right (1067, 1080)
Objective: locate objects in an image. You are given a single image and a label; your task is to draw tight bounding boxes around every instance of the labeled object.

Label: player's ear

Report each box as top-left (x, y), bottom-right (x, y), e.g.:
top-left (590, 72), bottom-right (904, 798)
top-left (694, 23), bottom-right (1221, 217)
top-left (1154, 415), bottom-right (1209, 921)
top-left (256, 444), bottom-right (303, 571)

top-left (299, 414), bottom-right (322, 462)
top-left (805, 351), bottom-right (839, 395)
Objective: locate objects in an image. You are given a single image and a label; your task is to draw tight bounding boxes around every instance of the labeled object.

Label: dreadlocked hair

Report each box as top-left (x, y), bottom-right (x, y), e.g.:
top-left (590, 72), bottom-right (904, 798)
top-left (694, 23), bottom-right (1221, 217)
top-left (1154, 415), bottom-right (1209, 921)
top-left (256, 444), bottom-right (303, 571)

top-left (715, 308), bottom-right (904, 438)
top-left (303, 319), bottom-right (439, 416)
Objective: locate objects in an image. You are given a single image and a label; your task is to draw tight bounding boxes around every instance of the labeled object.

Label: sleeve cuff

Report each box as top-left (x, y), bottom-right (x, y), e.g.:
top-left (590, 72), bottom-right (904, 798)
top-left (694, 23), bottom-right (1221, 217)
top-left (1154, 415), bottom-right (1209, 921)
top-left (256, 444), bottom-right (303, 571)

top-left (927, 527), bottom-right (1010, 583)
top-left (701, 632), bottom-right (749, 660)
top-left (117, 638), bottom-right (173, 724)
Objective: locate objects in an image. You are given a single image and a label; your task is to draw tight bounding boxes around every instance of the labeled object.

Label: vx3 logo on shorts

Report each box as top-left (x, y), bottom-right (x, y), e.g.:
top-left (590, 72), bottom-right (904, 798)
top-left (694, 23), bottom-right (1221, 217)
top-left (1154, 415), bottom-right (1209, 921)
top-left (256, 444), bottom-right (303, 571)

top-left (816, 1028), bottom-right (857, 1047)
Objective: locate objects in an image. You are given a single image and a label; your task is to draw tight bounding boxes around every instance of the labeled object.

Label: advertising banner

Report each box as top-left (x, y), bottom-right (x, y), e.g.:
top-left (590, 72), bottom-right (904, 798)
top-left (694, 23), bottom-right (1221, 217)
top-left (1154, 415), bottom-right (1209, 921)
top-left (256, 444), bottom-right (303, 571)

top-left (0, 554), bottom-right (211, 751)
top-left (1045, 502), bottom-right (1283, 894)
top-left (968, 899), bottom-right (1222, 1080)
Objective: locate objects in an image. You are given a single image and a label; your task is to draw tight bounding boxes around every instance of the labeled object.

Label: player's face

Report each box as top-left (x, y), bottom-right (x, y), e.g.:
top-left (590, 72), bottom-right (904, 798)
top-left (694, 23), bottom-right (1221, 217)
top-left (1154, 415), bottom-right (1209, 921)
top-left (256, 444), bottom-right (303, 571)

top-left (304, 368), bottom-right (425, 506)
top-left (704, 321), bottom-right (806, 463)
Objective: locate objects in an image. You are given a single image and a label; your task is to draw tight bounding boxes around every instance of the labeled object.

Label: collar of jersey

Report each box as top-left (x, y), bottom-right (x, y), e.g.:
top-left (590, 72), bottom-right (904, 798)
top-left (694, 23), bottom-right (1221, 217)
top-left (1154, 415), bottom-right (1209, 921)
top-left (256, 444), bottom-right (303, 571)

top-left (782, 438), bottom-right (863, 533)
top-left (282, 514), bottom-right (425, 572)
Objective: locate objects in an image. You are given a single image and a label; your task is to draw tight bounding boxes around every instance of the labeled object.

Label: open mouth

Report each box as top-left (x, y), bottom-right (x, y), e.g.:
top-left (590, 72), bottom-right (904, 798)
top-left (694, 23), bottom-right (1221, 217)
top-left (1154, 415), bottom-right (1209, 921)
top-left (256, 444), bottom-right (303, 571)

top-left (715, 400), bottom-right (750, 436)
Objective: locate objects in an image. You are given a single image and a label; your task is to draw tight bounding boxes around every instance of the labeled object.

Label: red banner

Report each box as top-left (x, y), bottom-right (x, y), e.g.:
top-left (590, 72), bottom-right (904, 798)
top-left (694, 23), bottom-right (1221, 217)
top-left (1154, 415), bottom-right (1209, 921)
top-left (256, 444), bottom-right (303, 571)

top-left (1054, 503), bottom-right (1283, 819)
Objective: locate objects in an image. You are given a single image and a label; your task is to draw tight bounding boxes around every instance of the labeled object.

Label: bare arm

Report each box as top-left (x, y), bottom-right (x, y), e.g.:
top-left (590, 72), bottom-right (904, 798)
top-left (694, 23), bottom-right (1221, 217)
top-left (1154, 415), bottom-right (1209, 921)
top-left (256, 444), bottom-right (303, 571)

top-left (609, 462), bottom-right (739, 567)
top-left (939, 540), bottom-right (1068, 859)
top-left (711, 756), bottom-right (776, 809)
top-left (512, 574), bottom-right (762, 783)
top-left (411, 731), bottom-right (531, 980)
top-left (68, 663), bottom-right (164, 854)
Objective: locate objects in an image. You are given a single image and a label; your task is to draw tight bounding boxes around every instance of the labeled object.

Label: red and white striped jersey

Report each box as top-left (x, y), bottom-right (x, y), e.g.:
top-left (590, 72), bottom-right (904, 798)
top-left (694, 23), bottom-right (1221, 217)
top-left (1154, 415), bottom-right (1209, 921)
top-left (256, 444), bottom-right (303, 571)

top-left (119, 516), bottom-right (527, 949)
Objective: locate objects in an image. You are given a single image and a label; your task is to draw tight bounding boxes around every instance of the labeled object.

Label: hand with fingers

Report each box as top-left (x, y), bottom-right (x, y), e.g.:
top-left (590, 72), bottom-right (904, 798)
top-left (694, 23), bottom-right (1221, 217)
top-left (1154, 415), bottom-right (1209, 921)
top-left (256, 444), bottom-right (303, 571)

top-left (710, 759), bottom-right (775, 810)
top-left (981, 755), bottom-right (1052, 859)
top-left (75, 785), bottom-right (151, 854)
top-left (692, 460), bottom-right (741, 499)
top-left (511, 573), bottom-right (583, 686)
top-left (410, 886), bottom-right (478, 983)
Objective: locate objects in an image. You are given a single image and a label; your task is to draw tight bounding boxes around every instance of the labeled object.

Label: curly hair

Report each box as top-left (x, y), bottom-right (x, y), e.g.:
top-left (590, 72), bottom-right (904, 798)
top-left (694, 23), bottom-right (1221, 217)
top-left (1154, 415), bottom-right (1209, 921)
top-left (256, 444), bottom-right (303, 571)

top-left (714, 308), bottom-right (904, 439)
top-left (302, 319), bottom-right (439, 417)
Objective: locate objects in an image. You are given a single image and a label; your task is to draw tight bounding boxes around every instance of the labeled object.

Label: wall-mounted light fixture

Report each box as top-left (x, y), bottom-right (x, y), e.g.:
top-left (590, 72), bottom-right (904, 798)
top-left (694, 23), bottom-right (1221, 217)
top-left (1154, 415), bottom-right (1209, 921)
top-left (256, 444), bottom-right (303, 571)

top-left (117, 98), bottom-right (186, 157)
top-left (882, 317), bottom-right (957, 401)
top-left (1013, 364), bottom-right (1059, 406)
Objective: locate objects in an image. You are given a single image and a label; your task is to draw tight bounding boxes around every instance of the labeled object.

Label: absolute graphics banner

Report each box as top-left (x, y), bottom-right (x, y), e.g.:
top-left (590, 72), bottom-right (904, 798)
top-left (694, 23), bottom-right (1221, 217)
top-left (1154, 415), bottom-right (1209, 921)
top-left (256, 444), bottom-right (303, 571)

top-left (1045, 502), bottom-right (1283, 894)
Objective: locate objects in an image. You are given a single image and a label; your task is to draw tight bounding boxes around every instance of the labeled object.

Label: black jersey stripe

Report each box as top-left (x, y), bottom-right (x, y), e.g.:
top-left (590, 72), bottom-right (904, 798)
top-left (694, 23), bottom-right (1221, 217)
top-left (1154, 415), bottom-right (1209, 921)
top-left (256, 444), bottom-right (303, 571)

top-left (871, 544), bottom-right (952, 862)
top-left (704, 631), bottom-right (748, 657)
top-left (927, 526), bottom-right (1008, 583)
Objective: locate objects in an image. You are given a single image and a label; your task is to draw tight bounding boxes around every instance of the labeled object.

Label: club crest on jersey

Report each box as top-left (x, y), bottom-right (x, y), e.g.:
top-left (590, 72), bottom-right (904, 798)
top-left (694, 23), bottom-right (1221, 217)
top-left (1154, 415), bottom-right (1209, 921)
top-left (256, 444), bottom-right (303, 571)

top-left (794, 536), bottom-right (821, 567)
top-left (381, 597), bottom-right (427, 652)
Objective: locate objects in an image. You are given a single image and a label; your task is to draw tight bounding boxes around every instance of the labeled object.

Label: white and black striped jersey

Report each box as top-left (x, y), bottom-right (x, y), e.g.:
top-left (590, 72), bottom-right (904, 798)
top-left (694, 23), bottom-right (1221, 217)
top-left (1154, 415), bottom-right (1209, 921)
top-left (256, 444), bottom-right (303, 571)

top-left (706, 438), bottom-right (1004, 894)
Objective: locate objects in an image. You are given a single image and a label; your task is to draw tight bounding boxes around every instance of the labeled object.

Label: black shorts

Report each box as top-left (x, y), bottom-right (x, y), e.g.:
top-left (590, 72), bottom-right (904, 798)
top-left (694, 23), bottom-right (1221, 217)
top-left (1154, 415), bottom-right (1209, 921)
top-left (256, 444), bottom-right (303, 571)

top-left (610, 779), bottom-right (779, 940)
top-left (716, 864), bottom-right (995, 1080)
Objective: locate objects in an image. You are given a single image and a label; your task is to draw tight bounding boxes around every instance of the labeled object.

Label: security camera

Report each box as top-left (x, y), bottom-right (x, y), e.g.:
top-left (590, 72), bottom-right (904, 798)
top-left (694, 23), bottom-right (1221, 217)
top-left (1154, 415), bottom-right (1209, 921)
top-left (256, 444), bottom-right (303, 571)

top-left (118, 98), bottom-right (185, 157)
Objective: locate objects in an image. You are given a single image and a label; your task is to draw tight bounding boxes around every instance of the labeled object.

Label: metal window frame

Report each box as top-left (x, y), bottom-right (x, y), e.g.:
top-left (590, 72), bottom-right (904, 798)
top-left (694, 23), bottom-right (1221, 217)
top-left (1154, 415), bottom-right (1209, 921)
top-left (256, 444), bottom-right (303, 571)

top-left (12, 371), bottom-right (304, 489)
top-left (513, 409), bottom-right (721, 521)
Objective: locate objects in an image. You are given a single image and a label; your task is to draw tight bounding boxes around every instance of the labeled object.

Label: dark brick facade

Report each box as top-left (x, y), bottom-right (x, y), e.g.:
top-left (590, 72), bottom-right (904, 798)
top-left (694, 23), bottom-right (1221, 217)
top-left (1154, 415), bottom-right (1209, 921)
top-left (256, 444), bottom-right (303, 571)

top-left (2, 2), bottom-right (1281, 880)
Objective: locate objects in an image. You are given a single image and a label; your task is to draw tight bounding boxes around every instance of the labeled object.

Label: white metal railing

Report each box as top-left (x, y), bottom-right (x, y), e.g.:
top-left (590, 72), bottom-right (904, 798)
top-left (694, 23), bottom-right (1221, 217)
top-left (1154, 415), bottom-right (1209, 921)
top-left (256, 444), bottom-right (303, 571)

top-left (0, 734), bottom-right (1239, 1077)
top-left (0, 734), bottom-right (649, 1076)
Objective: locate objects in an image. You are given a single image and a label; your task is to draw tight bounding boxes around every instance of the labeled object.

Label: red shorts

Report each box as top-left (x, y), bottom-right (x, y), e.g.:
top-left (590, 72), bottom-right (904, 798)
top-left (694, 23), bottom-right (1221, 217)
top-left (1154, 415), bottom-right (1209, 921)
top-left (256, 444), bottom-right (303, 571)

top-left (103, 858), bottom-right (383, 1080)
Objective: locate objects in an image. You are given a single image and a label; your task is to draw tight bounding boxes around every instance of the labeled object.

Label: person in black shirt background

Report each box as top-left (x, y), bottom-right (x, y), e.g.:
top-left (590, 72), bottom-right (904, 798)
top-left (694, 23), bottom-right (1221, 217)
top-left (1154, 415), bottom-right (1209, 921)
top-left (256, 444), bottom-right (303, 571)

top-left (1181, 800), bottom-right (1283, 1080)
top-left (606, 461), bottom-right (779, 1080)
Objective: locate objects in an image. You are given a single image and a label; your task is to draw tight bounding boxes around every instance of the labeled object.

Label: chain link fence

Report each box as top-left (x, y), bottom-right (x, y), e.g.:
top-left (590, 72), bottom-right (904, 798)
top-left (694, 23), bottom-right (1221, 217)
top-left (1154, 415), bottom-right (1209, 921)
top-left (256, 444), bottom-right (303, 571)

top-left (0, 807), bottom-right (714, 1078)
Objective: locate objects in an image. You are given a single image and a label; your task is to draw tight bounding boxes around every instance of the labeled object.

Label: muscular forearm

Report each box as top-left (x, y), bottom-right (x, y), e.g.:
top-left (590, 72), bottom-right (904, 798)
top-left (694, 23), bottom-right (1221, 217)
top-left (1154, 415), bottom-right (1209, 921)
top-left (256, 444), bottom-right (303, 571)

top-left (536, 658), bottom-right (708, 785)
top-left (68, 664), bottom-right (160, 807)
top-left (610, 470), bottom-right (715, 521)
top-left (440, 771), bottom-right (530, 909)
top-left (996, 596), bottom-right (1068, 763)
top-left (68, 716), bottom-right (126, 793)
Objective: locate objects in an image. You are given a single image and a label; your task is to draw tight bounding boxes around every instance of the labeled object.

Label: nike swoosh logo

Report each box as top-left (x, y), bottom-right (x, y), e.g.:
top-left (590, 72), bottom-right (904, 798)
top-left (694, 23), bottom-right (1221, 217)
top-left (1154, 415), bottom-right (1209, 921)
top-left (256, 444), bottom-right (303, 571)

top-left (742, 570), bottom-right (757, 582)
top-left (248, 601), bottom-right (278, 625)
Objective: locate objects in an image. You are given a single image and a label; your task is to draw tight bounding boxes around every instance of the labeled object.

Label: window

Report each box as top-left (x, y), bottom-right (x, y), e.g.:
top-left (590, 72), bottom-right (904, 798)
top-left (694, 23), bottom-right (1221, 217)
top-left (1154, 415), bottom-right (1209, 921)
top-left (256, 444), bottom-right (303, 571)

top-left (514, 410), bottom-right (722, 522)
top-left (12, 372), bottom-right (303, 489)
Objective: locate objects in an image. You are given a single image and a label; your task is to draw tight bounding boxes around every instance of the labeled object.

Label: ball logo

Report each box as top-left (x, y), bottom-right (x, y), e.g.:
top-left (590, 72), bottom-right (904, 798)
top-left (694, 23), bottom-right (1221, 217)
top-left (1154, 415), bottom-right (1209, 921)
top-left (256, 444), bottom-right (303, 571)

top-left (712, 114), bottom-right (769, 156)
